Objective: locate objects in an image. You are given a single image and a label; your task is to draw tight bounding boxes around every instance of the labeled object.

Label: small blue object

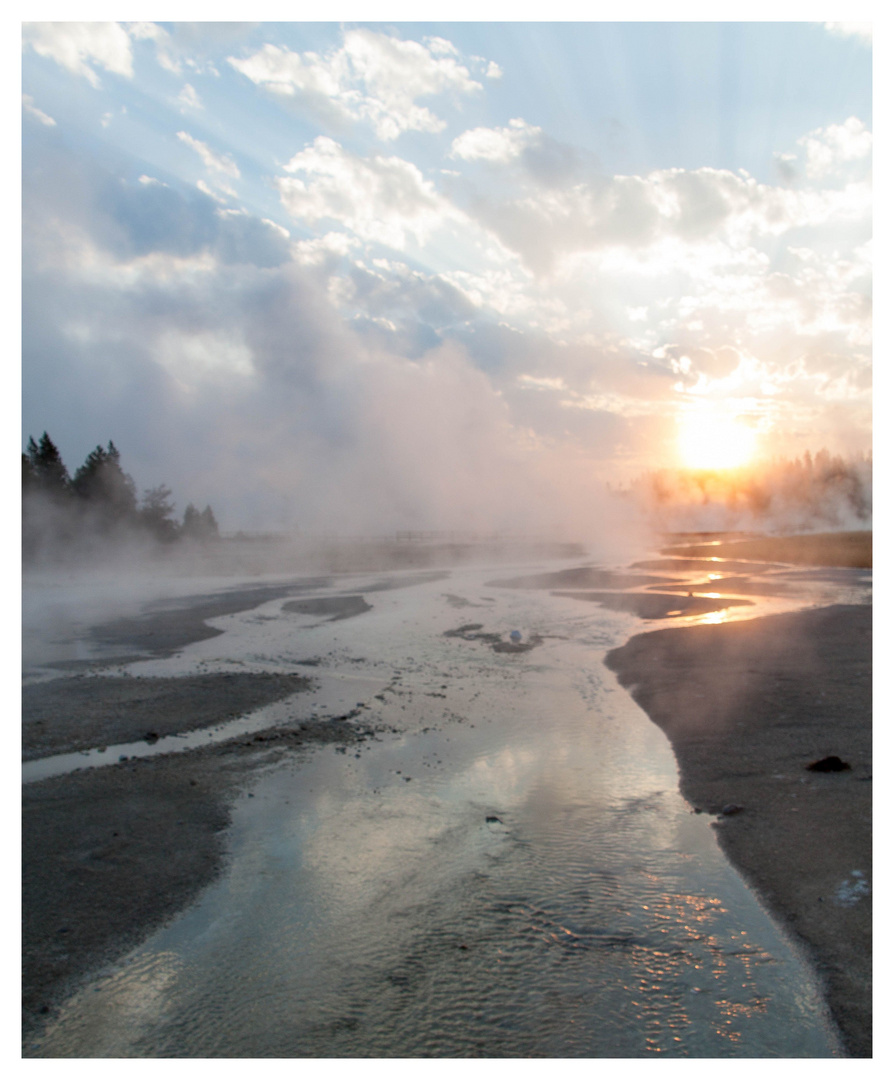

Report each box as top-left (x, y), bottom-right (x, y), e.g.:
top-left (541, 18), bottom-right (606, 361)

top-left (509, 630), bottom-right (522, 642)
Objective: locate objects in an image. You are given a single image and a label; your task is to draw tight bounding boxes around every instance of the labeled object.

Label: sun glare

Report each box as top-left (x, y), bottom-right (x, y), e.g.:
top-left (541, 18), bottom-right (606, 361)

top-left (677, 413), bottom-right (756, 470)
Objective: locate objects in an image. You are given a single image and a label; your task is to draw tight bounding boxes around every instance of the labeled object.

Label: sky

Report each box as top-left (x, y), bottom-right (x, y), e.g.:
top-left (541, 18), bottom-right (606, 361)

top-left (20, 12), bottom-right (874, 536)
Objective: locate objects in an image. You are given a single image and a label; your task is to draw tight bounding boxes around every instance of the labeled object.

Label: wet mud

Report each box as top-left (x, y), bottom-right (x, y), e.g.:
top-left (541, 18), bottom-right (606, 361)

top-left (23, 673), bottom-right (312, 761)
top-left (664, 531), bottom-right (871, 569)
top-left (57, 579), bottom-right (333, 669)
top-left (282, 595), bottom-right (373, 621)
top-left (552, 590), bottom-right (754, 619)
top-left (486, 567), bottom-right (678, 590)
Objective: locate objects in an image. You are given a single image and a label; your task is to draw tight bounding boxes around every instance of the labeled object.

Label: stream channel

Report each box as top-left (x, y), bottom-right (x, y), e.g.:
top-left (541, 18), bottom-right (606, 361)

top-left (24, 557), bottom-right (864, 1056)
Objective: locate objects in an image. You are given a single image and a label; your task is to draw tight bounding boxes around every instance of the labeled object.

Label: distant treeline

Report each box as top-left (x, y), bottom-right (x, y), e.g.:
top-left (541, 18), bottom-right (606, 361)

top-left (22, 432), bottom-right (219, 564)
top-left (629, 450), bottom-right (872, 533)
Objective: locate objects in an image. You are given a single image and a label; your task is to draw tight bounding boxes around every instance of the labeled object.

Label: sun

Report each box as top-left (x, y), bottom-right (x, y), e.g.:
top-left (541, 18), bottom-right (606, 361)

top-left (677, 412), bottom-right (757, 470)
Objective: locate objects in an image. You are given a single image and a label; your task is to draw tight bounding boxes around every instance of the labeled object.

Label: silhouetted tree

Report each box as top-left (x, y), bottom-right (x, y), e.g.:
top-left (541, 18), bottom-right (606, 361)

top-left (72, 441), bottom-right (137, 527)
top-left (22, 453), bottom-right (36, 492)
top-left (200, 505), bottom-right (219, 538)
top-left (24, 432), bottom-right (70, 499)
top-left (140, 485), bottom-right (179, 543)
top-left (23, 432), bottom-right (221, 562)
top-left (182, 503), bottom-right (200, 537)
top-left (182, 502), bottom-right (219, 541)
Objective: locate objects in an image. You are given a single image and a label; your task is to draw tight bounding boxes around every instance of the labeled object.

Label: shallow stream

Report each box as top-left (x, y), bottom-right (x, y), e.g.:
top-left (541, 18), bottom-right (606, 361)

top-left (26, 557), bottom-right (869, 1056)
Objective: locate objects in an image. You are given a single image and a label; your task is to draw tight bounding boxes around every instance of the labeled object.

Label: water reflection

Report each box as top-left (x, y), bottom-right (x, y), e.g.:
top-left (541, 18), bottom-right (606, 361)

top-left (698, 610), bottom-right (731, 626)
top-left (32, 664), bottom-right (840, 1057)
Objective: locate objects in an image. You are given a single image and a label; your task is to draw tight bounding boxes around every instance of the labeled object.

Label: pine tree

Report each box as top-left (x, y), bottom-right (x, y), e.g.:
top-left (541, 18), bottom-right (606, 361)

top-left (140, 485), bottom-right (178, 542)
top-left (200, 505), bottom-right (219, 538)
top-left (73, 441), bottom-right (137, 525)
top-left (22, 453), bottom-right (36, 492)
top-left (25, 432), bottom-right (70, 498)
top-left (182, 502), bottom-right (219, 541)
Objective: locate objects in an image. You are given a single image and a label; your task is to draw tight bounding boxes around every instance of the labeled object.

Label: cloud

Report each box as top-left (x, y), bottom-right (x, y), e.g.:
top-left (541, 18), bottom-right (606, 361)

top-left (423, 37), bottom-right (458, 57)
top-left (178, 84), bottom-right (203, 111)
top-left (451, 119), bottom-right (542, 163)
top-left (457, 158), bottom-right (870, 277)
top-left (23, 131), bottom-right (286, 273)
top-left (177, 131), bottom-right (240, 179)
top-left (277, 137), bottom-right (453, 249)
top-left (23, 22), bottom-right (134, 87)
top-left (797, 117), bottom-right (872, 180)
top-left (128, 21), bottom-right (181, 74)
top-left (824, 22), bottom-right (872, 45)
top-left (23, 94), bottom-right (56, 127)
top-left (335, 260), bottom-right (477, 354)
top-left (131, 21), bottom-right (252, 77)
top-left (229, 28), bottom-right (484, 140)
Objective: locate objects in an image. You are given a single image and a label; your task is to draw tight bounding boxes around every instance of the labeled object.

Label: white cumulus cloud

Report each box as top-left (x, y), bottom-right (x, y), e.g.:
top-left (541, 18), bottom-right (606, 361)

top-left (23, 22), bottom-right (134, 87)
top-left (451, 119), bottom-right (542, 163)
top-left (797, 117), bottom-right (872, 180)
top-left (128, 21), bottom-right (181, 74)
top-left (229, 28), bottom-right (485, 141)
top-left (277, 137), bottom-right (452, 249)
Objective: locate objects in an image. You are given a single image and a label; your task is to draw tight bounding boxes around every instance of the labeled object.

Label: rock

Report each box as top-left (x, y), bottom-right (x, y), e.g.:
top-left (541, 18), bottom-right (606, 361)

top-left (509, 631), bottom-right (522, 643)
top-left (806, 755), bottom-right (851, 772)
top-left (720, 803), bottom-right (744, 816)
top-left (144, 731), bottom-right (159, 744)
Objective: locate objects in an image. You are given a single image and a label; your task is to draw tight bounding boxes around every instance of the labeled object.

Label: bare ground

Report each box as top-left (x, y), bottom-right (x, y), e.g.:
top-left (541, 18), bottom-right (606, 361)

top-left (22, 672), bottom-right (312, 761)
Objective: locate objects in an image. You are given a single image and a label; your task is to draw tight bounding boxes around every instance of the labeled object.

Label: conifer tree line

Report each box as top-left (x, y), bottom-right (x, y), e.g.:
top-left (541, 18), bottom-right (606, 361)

top-left (23, 432), bottom-right (218, 562)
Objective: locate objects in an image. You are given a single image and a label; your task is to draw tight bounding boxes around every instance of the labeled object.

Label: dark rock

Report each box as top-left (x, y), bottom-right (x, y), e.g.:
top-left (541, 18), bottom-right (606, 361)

top-left (806, 755), bottom-right (851, 772)
top-left (720, 803), bottom-right (744, 816)
top-left (144, 731), bottom-right (159, 744)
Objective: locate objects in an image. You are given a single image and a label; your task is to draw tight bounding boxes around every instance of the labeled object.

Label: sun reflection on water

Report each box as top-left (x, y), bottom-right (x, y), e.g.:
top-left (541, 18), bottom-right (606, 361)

top-left (699, 609), bottom-right (731, 626)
